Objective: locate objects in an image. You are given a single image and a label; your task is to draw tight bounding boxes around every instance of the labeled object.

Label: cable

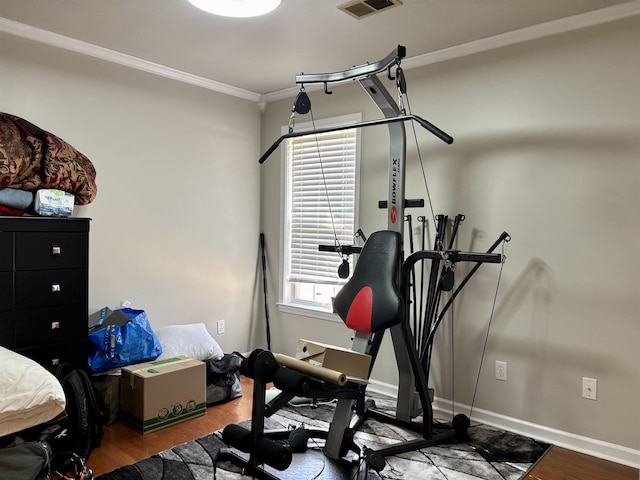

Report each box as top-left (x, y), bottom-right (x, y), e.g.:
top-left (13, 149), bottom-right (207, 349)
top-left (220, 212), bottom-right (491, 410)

top-left (403, 91), bottom-right (438, 232)
top-left (307, 434), bottom-right (327, 480)
top-left (350, 451), bottom-right (368, 480)
top-left (451, 298), bottom-right (455, 420)
top-left (309, 108), bottom-right (342, 256)
top-left (469, 241), bottom-right (508, 419)
top-left (286, 398), bottom-right (337, 408)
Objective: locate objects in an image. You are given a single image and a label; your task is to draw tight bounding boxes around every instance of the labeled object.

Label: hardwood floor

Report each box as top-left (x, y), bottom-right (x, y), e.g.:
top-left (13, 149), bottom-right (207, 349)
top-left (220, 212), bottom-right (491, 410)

top-left (88, 377), bottom-right (638, 479)
top-left (526, 447), bottom-right (638, 480)
top-left (88, 376), bottom-right (256, 476)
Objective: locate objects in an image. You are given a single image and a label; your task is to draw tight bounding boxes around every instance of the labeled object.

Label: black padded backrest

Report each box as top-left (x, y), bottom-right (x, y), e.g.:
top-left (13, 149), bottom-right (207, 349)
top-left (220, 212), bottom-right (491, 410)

top-left (332, 230), bottom-right (404, 333)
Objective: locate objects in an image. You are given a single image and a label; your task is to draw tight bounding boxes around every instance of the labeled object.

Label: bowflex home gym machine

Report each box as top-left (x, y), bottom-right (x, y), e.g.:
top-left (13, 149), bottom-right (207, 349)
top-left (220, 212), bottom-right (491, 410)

top-left (217, 46), bottom-right (509, 479)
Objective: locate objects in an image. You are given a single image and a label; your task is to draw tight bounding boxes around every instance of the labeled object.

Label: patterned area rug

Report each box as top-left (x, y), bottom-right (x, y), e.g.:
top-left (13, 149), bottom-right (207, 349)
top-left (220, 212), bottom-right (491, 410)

top-left (97, 394), bottom-right (550, 480)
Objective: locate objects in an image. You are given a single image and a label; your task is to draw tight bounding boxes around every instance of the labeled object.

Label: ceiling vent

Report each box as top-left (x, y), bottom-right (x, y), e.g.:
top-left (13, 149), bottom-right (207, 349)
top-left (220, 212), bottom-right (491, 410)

top-left (338, 0), bottom-right (403, 19)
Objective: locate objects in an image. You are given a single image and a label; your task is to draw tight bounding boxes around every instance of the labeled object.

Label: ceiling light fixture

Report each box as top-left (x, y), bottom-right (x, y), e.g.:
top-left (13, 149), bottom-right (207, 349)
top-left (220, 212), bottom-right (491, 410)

top-left (188, 0), bottom-right (282, 18)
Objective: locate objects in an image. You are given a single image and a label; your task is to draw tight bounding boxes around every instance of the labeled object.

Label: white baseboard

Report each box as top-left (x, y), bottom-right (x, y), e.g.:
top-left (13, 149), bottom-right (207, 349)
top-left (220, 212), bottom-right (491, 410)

top-left (367, 379), bottom-right (640, 470)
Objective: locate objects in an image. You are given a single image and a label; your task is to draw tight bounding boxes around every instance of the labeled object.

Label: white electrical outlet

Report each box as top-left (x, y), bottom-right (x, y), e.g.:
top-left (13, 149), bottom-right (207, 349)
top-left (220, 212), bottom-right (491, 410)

top-left (496, 361), bottom-right (507, 381)
top-left (217, 319), bottom-right (225, 335)
top-left (582, 377), bottom-right (597, 400)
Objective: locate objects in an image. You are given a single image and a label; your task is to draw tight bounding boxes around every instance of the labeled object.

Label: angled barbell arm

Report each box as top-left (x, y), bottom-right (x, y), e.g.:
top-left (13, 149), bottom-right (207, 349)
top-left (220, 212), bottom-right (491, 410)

top-left (258, 114), bottom-right (453, 164)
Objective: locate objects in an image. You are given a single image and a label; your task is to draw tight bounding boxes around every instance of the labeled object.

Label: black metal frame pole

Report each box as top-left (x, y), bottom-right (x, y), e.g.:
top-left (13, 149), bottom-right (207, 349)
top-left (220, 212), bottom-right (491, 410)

top-left (448, 214), bottom-right (465, 250)
top-left (405, 214), bottom-right (419, 350)
top-left (259, 234), bottom-right (271, 351)
top-left (416, 216), bottom-right (427, 357)
top-left (424, 213), bottom-right (465, 375)
top-left (421, 214), bottom-right (447, 361)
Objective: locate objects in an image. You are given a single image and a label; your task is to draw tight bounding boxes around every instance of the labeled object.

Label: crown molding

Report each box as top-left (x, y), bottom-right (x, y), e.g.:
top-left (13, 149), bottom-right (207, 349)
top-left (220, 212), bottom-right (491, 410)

top-left (0, 16), bottom-right (262, 103)
top-left (400, 0), bottom-right (640, 72)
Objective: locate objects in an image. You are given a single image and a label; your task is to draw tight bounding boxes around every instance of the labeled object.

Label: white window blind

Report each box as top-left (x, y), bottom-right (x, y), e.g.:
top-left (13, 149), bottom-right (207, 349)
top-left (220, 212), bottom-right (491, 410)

top-left (285, 120), bottom-right (358, 289)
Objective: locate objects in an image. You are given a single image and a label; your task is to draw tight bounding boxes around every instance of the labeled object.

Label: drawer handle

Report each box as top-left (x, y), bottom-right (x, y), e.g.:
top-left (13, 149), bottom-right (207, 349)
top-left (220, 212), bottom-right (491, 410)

top-left (51, 358), bottom-right (60, 366)
top-left (51, 284), bottom-right (61, 293)
top-left (51, 321), bottom-right (60, 330)
top-left (52, 246), bottom-right (62, 255)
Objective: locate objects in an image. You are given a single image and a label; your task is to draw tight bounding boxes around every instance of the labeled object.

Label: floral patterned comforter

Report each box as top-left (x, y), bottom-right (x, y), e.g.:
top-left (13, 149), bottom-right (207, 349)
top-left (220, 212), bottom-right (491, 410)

top-left (0, 112), bottom-right (97, 205)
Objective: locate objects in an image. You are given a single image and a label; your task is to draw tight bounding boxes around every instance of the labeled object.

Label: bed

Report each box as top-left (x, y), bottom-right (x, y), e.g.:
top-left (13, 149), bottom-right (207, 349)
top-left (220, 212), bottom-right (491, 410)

top-left (0, 346), bottom-right (66, 439)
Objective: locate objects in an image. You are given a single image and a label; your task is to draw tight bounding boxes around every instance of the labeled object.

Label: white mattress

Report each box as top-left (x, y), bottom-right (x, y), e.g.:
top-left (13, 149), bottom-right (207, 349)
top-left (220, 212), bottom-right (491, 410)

top-left (0, 346), bottom-right (66, 438)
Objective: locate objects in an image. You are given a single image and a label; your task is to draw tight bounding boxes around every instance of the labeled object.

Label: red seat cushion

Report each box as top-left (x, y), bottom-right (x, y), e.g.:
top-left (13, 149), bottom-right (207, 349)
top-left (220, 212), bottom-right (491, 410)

top-left (333, 231), bottom-right (404, 333)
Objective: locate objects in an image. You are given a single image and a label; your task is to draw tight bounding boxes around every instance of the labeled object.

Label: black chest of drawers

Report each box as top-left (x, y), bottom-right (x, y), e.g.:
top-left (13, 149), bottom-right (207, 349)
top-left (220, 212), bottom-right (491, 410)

top-left (0, 216), bottom-right (90, 370)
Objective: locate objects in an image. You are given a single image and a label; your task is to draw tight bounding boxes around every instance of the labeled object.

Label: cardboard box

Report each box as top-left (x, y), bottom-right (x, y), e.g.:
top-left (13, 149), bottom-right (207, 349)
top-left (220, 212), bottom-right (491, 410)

top-left (120, 356), bottom-right (206, 434)
top-left (295, 339), bottom-right (372, 380)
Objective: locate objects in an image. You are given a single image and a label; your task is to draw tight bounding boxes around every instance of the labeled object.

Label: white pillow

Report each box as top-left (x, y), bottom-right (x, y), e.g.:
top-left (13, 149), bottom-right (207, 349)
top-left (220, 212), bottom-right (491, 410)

top-left (155, 323), bottom-right (223, 361)
top-left (0, 346), bottom-right (66, 437)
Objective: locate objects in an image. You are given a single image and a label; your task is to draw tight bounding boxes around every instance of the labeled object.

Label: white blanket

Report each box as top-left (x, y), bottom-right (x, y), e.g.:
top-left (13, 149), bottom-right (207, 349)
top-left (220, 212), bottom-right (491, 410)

top-left (0, 346), bottom-right (66, 437)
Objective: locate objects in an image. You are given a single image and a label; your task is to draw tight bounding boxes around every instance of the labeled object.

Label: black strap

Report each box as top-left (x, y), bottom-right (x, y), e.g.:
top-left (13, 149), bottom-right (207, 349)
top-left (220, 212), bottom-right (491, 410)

top-left (56, 364), bottom-right (106, 446)
top-left (76, 369), bottom-right (105, 442)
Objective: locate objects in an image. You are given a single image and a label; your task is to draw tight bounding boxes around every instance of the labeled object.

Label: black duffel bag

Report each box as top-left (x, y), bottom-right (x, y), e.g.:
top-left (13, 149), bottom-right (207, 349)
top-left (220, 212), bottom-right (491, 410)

top-left (205, 353), bottom-right (243, 406)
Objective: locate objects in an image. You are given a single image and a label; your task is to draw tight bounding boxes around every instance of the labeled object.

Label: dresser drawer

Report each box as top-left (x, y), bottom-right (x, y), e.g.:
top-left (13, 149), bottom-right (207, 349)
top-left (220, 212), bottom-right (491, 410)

top-left (0, 272), bottom-right (13, 311)
top-left (15, 269), bottom-right (87, 309)
top-left (0, 311), bottom-right (15, 348)
top-left (1, 217), bottom-right (90, 371)
top-left (17, 339), bottom-right (87, 372)
top-left (0, 232), bottom-right (13, 271)
top-left (15, 304), bottom-right (86, 348)
top-left (15, 232), bottom-right (88, 270)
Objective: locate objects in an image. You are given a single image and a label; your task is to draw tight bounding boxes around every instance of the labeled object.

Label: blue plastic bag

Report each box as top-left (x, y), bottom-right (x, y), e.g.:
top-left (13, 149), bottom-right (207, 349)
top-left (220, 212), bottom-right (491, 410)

top-left (87, 308), bottom-right (162, 373)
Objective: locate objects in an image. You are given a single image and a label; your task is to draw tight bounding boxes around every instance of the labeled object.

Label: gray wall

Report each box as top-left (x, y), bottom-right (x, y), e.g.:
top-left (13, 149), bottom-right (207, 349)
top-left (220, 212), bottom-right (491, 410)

top-left (259, 17), bottom-right (640, 455)
top-left (0, 32), bottom-right (262, 354)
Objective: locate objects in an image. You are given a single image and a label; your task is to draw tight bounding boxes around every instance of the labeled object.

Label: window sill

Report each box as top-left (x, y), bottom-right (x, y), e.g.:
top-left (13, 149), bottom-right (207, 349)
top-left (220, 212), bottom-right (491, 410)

top-left (277, 303), bottom-right (343, 324)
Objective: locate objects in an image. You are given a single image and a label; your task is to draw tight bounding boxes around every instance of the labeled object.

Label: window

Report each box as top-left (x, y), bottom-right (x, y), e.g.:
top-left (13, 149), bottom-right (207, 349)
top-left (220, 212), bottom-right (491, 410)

top-left (281, 114), bottom-right (361, 315)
